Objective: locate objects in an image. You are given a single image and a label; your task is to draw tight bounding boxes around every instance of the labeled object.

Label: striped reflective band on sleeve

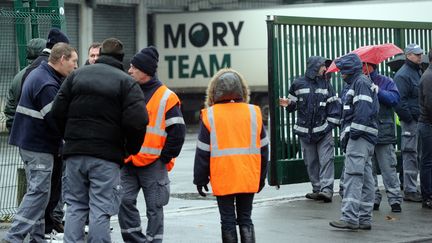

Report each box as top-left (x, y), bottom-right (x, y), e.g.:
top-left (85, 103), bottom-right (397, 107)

top-left (350, 122), bottom-right (378, 136)
top-left (16, 101), bottom-right (53, 120)
top-left (288, 94), bottom-right (298, 102)
top-left (353, 94), bottom-right (373, 104)
top-left (346, 89), bottom-right (354, 96)
top-left (312, 121), bottom-right (328, 133)
top-left (165, 117), bottom-right (185, 127)
top-left (207, 105), bottom-right (260, 157)
top-left (293, 124), bottom-right (308, 133)
top-left (327, 117), bottom-right (340, 125)
top-left (327, 96), bottom-right (339, 103)
top-left (315, 88), bottom-right (328, 95)
top-left (294, 88), bottom-right (310, 95)
top-left (196, 140), bottom-right (210, 151)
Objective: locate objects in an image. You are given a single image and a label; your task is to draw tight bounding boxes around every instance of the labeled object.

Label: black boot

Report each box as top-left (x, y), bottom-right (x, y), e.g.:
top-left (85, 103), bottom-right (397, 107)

top-left (222, 227), bottom-right (238, 243)
top-left (239, 225), bottom-right (255, 243)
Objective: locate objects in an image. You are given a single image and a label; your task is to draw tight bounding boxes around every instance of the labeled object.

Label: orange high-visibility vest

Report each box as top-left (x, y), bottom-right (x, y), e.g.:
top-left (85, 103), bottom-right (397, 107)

top-left (125, 85), bottom-right (180, 171)
top-left (201, 103), bottom-right (263, 196)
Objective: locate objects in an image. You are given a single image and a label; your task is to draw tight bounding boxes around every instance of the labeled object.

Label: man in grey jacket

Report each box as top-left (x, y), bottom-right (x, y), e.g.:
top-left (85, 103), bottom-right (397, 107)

top-left (394, 43), bottom-right (424, 202)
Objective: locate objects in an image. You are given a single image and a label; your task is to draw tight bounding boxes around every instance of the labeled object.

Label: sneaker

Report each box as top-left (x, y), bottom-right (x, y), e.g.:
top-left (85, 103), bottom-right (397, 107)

top-left (359, 224), bottom-right (372, 230)
top-left (329, 220), bottom-right (359, 230)
top-left (373, 203), bottom-right (380, 211)
top-left (305, 192), bottom-right (319, 200)
top-left (391, 203), bottom-right (402, 212)
top-left (404, 192), bottom-right (422, 202)
top-left (317, 191), bottom-right (333, 203)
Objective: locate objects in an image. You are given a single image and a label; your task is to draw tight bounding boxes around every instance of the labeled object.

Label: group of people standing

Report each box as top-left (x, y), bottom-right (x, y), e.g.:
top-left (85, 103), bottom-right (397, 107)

top-left (2, 27), bottom-right (269, 243)
top-left (280, 43), bottom-right (432, 230)
top-left (2, 28), bottom-right (188, 243)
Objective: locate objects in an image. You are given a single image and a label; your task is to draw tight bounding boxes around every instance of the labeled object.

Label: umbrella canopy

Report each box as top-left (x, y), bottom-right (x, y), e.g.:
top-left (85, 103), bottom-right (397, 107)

top-left (327, 43), bottom-right (403, 73)
top-left (386, 54), bottom-right (430, 72)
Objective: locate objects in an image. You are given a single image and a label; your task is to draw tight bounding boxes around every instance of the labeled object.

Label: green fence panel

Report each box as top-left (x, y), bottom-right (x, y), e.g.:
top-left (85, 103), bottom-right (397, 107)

top-left (0, 1), bottom-right (65, 218)
top-left (267, 16), bottom-right (432, 186)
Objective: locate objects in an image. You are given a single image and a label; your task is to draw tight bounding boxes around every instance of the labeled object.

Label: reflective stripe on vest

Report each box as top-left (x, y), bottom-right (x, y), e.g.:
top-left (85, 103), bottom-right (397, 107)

top-left (127, 85), bottom-right (180, 170)
top-left (202, 103), bottom-right (263, 196)
top-left (207, 105), bottom-right (260, 157)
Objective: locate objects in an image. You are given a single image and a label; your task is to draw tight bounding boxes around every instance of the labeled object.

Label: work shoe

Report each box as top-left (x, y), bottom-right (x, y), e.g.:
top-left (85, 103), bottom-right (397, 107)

top-left (305, 192), bottom-right (319, 200)
top-left (422, 199), bottom-right (432, 209)
top-left (404, 192), bottom-right (422, 202)
top-left (359, 224), bottom-right (372, 230)
top-left (391, 203), bottom-right (402, 212)
top-left (329, 220), bottom-right (359, 230)
top-left (318, 191), bottom-right (333, 203)
top-left (373, 203), bottom-right (380, 211)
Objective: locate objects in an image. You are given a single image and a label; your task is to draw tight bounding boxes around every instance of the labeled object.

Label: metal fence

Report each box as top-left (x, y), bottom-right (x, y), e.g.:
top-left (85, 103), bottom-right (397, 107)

top-left (0, 3), bottom-right (65, 217)
top-left (267, 16), bottom-right (432, 186)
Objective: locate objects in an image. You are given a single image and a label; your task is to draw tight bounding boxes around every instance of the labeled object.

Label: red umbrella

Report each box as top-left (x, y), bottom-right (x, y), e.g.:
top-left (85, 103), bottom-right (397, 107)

top-left (327, 43), bottom-right (403, 73)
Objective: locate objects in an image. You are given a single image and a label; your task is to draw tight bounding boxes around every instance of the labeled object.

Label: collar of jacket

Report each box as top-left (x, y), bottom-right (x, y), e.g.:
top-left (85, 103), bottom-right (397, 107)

top-left (41, 61), bottom-right (64, 83)
top-left (343, 71), bottom-right (362, 84)
top-left (95, 55), bottom-right (124, 71)
top-left (141, 77), bottom-right (162, 91)
top-left (405, 59), bottom-right (422, 70)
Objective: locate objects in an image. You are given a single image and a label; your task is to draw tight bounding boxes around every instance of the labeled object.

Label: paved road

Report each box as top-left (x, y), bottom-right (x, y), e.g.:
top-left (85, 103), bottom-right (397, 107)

top-left (2, 129), bottom-right (432, 242)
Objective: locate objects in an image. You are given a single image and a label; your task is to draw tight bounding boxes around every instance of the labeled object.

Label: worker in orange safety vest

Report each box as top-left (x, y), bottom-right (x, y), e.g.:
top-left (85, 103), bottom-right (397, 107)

top-left (194, 68), bottom-right (269, 243)
top-left (118, 46), bottom-right (186, 243)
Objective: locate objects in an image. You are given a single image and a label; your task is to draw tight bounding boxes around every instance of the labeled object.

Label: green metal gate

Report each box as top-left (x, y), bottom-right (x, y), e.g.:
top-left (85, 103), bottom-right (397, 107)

top-left (267, 16), bottom-right (432, 186)
top-left (0, 0), bottom-right (65, 217)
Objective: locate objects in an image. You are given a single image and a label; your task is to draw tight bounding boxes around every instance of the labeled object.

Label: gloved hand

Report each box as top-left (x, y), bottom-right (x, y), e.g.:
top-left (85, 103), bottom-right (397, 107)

top-left (371, 84), bottom-right (379, 94)
top-left (197, 185), bottom-right (209, 197)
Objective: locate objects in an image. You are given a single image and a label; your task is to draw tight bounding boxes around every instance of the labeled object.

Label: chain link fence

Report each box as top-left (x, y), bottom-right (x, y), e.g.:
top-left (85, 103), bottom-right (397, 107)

top-left (0, 6), bottom-right (65, 218)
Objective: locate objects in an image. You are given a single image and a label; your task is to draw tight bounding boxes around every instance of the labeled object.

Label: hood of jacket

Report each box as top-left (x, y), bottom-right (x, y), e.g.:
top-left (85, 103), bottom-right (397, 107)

top-left (27, 38), bottom-right (47, 60)
top-left (305, 56), bottom-right (329, 80)
top-left (335, 53), bottom-right (362, 75)
top-left (205, 68), bottom-right (250, 107)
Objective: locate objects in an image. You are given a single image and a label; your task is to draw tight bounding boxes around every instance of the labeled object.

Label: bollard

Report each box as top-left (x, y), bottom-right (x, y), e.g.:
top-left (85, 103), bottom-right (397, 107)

top-left (17, 168), bottom-right (26, 206)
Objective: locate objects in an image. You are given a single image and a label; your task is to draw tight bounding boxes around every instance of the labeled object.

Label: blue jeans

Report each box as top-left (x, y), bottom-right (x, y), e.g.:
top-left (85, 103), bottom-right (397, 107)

top-left (216, 193), bottom-right (254, 231)
top-left (419, 122), bottom-right (432, 200)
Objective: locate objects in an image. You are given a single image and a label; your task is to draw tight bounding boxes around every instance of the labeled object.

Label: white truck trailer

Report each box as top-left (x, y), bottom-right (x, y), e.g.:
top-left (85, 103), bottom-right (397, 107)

top-left (153, 0), bottom-right (432, 124)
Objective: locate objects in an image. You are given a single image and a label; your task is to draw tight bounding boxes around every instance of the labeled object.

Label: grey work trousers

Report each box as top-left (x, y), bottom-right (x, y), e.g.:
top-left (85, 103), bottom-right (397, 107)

top-left (63, 156), bottom-right (121, 243)
top-left (372, 144), bottom-right (402, 206)
top-left (341, 137), bottom-right (375, 226)
top-left (400, 121), bottom-right (419, 193)
top-left (5, 148), bottom-right (53, 243)
top-left (119, 160), bottom-right (170, 243)
top-left (300, 131), bottom-right (335, 193)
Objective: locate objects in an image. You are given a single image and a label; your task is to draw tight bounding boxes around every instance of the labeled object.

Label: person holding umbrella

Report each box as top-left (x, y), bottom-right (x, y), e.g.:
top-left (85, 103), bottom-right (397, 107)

top-left (363, 63), bottom-right (403, 213)
top-left (329, 53), bottom-right (379, 230)
top-left (394, 43), bottom-right (424, 203)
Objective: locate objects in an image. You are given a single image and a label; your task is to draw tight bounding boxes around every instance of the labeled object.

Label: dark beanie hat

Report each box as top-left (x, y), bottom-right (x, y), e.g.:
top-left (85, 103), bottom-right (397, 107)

top-left (131, 46), bottom-right (159, 76)
top-left (46, 28), bottom-right (70, 49)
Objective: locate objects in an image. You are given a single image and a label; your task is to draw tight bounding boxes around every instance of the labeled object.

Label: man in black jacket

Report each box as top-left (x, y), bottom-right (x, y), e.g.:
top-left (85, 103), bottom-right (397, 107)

top-left (51, 38), bottom-right (149, 243)
top-left (418, 50), bottom-right (432, 208)
top-left (394, 43), bottom-right (424, 202)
